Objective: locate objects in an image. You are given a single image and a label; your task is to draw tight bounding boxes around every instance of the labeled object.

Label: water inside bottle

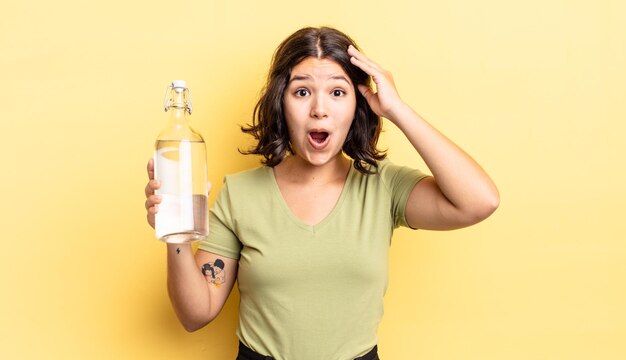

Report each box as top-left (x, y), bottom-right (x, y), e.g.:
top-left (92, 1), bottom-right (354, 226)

top-left (154, 139), bottom-right (208, 243)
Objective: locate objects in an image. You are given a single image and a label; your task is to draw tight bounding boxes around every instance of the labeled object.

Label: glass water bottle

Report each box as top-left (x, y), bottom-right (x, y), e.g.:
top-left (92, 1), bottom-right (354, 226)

top-left (154, 80), bottom-right (208, 243)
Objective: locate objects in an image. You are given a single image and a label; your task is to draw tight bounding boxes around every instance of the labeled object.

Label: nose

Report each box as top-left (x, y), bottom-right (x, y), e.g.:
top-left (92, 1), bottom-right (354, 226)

top-left (310, 94), bottom-right (328, 119)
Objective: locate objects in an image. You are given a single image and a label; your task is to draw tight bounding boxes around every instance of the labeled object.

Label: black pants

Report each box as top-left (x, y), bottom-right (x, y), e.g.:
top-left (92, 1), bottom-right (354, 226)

top-left (236, 341), bottom-right (380, 360)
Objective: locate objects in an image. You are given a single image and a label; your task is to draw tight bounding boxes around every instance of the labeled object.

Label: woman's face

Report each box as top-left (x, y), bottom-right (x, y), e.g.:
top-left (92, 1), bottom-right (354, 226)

top-left (283, 56), bottom-right (357, 167)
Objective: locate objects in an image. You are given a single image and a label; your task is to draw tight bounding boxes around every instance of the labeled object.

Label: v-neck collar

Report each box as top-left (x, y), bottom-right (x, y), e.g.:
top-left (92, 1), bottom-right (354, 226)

top-left (267, 161), bottom-right (354, 233)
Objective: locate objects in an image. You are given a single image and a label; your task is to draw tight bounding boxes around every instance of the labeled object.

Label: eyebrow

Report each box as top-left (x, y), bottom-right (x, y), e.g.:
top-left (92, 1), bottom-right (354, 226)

top-left (289, 74), bottom-right (352, 85)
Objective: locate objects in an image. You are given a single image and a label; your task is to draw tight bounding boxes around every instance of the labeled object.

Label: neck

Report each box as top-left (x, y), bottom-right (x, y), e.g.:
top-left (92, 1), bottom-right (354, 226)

top-left (167, 108), bottom-right (188, 125)
top-left (276, 154), bottom-right (351, 184)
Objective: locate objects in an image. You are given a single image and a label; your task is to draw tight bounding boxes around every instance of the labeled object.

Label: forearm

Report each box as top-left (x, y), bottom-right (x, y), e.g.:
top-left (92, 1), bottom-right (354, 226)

top-left (166, 243), bottom-right (211, 331)
top-left (389, 103), bottom-right (500, 212)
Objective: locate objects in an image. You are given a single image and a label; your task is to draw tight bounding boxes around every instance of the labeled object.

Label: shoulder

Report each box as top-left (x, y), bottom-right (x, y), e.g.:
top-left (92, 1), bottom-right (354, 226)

top-left (375, 158), bottom-right (407, 175)
top-left (220, 165), bottom-right (273, 198)
top-left (355, 158), bottom-right (404, 183)
top-left (349, 158), bottom-right (394, 195)
top-left (355, 158), bottom-right (429, 194)
top-left (224, 165), bottom-right (269, 184)
top-left (356, 158), bottom-right (401, 175)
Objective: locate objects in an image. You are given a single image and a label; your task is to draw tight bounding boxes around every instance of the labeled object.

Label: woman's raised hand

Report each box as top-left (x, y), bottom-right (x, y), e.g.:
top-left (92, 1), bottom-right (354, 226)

top-left (144, 159), bottom-right (212, 230)
top-left (348, 45), bottom-right (405, 121)
top-left (144, 158), bottom-right (161, 229)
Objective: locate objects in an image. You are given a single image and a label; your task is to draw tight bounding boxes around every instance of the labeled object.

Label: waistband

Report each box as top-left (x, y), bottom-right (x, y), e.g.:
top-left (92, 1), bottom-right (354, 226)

top-left (236, 341), bottom-right (379, 360)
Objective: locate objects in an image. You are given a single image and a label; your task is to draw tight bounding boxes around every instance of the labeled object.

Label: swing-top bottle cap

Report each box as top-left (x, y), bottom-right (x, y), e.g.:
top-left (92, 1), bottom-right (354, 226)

top-left (172, 80), bottom-right (187, 93)
top-left (164, 80), bottom-right (192, 113)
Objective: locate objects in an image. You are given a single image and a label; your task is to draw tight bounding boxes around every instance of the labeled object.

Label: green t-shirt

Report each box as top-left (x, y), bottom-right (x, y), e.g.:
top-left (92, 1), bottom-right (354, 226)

top-left (199, 158), bottom-right (428, 360)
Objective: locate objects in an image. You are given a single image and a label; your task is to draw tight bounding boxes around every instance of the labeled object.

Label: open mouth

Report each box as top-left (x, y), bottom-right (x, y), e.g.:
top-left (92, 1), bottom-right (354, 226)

top-left (308, 131), bottom-right (331, 149)
top-left (309, 131), bottom-right (329, 143)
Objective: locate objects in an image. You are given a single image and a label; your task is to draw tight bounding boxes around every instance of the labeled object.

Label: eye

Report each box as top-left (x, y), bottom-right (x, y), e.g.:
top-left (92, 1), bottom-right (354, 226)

top-left (295, 88), bottom-right (310, 97)
top-left (332, 89), bottom-right (345, 97)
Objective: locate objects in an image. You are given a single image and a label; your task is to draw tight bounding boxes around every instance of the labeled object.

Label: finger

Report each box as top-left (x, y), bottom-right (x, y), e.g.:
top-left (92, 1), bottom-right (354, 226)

top-left (147, 205), bottom-right (159, 215)
top-left (147, 158), bottom-right (154, 180)
top-left (145, 194), bottom-right (162, 209)
top-left (348, 45), bottom-right (381, 71)
top-left (357, 84), bottom-right (379, 109)
top-left (144, 179), bottom-right (160, 197)
top-left (347, 45), bottom-right (375, 66)
top-left (350, 56), bottom-right (377, 77)
top-left (147, 214), bottom-right (155, 229)
top-left (358, 84), bottom-right (375, 98)
top-left (147, 209), bottom-right (156, 229)
top-left (207, 181), bottom-right (212, 194)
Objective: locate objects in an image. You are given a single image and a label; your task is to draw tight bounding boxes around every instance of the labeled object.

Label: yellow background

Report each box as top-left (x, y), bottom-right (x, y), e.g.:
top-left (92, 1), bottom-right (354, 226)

top-left (1, 0), bottom-right (624, 358)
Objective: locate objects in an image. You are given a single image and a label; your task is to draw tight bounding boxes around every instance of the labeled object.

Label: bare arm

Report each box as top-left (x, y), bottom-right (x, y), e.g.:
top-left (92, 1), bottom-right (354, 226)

top-left (167, 245), bottom-right (238, 332)
top-left (394, 107), bottom-right (499, 230)
top-left (145, 159), bottom-right (237, 331)
top-left (348, 46), bottom-right (499, 230)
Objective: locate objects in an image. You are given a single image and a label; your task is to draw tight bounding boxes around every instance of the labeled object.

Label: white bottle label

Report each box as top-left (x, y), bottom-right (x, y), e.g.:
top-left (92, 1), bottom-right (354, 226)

top-left (154, 141), bottom-right (194, 239)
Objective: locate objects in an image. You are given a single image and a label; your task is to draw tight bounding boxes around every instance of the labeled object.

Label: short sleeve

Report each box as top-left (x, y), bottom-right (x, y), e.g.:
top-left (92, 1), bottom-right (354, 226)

top-left (198, 180), bottom-right (242, 259)
top-left (378, 159), bottom-right (430, 228)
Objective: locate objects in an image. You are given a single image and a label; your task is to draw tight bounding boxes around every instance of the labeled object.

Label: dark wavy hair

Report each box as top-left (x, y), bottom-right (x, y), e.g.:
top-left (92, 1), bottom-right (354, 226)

top-left (240, 26), bottom-right (386, 174)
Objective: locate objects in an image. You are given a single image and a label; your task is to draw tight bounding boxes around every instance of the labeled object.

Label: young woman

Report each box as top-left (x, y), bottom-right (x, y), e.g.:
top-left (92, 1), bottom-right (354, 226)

top-left (144, 27), bottom-right (499, 360)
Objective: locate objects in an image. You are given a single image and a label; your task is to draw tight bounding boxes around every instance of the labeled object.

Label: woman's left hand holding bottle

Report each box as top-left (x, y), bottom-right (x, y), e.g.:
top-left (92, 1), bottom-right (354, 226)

top-left (145, 158), bottom-right (161, 229)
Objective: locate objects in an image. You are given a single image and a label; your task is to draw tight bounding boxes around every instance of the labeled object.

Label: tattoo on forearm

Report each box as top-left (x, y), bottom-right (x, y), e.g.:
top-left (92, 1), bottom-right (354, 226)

top-left (176, 247), bottom-right (181, 254)
top-left (202, 259), bottom-right (226, 287)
